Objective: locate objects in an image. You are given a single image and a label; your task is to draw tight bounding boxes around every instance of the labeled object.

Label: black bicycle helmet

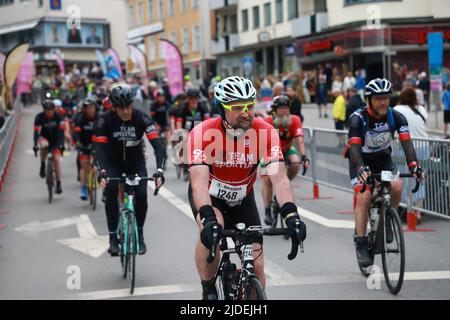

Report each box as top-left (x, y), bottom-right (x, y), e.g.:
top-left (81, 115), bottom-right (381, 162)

top-left (174, 92), bottom-right (187, 101)
top-left (42, 99), bottom-right (55, 110)
top-left (109, 83), bottom-right (135, 108)
top-left (272, 94), bottom-right (291, 110)
top-left (186, 87), bottom-right (200, 98)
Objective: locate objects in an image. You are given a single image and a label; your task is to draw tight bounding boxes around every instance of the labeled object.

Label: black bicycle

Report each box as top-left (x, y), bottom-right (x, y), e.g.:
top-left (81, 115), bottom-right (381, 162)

top-left (35, 147), bottom-right (57, 204)
top-left (107, 174), bottom-right (160, 294)
top-left (208, 224), bottom-right (303, 300)
top-left (356, 171), bottom-right (420, 295)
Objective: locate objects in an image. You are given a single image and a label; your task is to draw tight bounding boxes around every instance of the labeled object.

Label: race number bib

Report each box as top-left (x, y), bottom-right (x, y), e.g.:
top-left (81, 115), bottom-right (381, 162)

top-left (366, 131), bottom-right (391, 149)
top-left (209, 179), bottom-right (247, 206)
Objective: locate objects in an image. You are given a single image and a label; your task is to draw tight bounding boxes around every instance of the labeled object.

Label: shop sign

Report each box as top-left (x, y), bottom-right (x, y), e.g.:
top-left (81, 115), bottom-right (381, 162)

top-left (258, 31), bottom-right (271, 43)
top-left (303, 39), bottom-right (332, 55)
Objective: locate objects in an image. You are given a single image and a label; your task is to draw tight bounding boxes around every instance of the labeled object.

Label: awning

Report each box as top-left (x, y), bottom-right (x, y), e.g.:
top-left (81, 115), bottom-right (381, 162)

top-left (0, 19), bottom-right (40, 36)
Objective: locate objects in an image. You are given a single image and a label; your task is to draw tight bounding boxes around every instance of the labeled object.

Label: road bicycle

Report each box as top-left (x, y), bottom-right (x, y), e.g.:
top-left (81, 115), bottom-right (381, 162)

top-left (208, 224), bottom-right (303, 300)
top-left (356, 171), bottom-right (419, 295)
top-left (108, 174), bottom-right (160, 294)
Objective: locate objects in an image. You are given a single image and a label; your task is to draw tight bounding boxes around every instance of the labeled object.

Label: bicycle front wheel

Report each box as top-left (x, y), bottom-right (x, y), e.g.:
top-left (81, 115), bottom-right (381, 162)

top-left (128, 216), bottom-right (137, 294)
top-left (243, 277), bottom-right (267, 300)
top-left (46, 161), bottom-right (54, 204)
top-left (381, 208), bottom-right (405, 295)
top-left (91, 172), bottom-right (97, 211)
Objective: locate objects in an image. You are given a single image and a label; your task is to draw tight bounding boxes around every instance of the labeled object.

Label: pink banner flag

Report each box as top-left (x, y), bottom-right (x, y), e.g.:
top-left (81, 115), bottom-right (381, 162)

top-left (16, 51), bottom-right (35, 96)
top-left (0, 52), bottom-right (5, 83)
top-left (55, 49), bottom-right (65, 77)
top-left (128, 45), bottom-right (149, 96)
top-left (107, 48), bottom-right (123, 80)
top-left (159, 39), bottom-right (184, 97)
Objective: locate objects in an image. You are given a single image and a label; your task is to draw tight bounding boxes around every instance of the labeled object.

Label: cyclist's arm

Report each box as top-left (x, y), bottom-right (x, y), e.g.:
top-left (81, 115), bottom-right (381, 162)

top-left (292, 116), bottom-right (306, 157)
top-left (143, 115), bottom-right (166, 170)
top-left (94, 116), bottom-right (109, 170)
top-left (189, 165), bottom-right (213, 210)
top-left (348, 113), bottom-right (365, 170)
top-left (57, 116), bottom-right (65, 147)
top-left (72, 119), bottom-right (82, 144)
top-left (394, 111), bottom-right (419, 166)
top-left (33, 116), bottom-right (41, 146)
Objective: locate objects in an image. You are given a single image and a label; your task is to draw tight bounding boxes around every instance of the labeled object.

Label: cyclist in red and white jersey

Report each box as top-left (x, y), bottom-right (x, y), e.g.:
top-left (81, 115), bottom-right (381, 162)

top-left (187, 76), bottom-right (307, 300)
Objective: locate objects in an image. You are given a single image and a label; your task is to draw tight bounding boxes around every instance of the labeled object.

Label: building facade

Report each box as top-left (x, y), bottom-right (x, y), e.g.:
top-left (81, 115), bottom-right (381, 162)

top-left (0, 0), bottom-right (128, 75)
top-left (212, 0), bottom-right (328, 79)
top-left (296, 0), bottom-right (450, 90)
top-left (127, 0), bottom-right (214, 86)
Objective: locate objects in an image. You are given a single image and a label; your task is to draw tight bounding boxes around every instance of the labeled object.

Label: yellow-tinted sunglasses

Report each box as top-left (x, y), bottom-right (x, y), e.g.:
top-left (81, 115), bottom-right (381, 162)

top-left (221, 100), bottom-right (256, 113)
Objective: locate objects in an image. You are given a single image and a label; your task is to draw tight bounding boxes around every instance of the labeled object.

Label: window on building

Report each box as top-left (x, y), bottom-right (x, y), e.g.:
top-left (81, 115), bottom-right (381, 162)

top-left (149, 36), bottom-right (156, 62)
top-left (137, 0), bottom-right (143, 25)
top-left (148, 0), bottom-right (154, 22)
top-left (242, 9), bottom-right (249, 32)
top-left (344, 0), bottom-right (398, 5)
top-left (159, 0), bottom-right (164, 19)
top-left (192, 0), bottom-right (199, 9)
top-left (39, 0), bottom-right (43, 7)
top-left (158, 33), bottom-right (164, 59)
top-left (169, 31), bottom-right (177, 46)
top-left (231, 14), bottom-right (237, 33)
top-left (275, 0), bottom-right (283, 23)
top-left (169, 0), bottom-right (175, 16)
top-left (0, 0), bottom-right (14, 7)
top-left (253, 5), bottom-right (260, 30)
top-left (315, 0), bottom-right (327, 12)
top-left (181, 0), bottom-right (188, 12)
top-left (193, 25), bottom-right (200, 52)
top-left (223, 15), bottom-right (228, 34)
top-left (129, 4), bottom-right (134, 28)
top-left (264, 3), bottom-right (271, 27)
top-left (181, 27), bottom-right (189, 55)
top-left (288, 0), bottom-right (298, 20)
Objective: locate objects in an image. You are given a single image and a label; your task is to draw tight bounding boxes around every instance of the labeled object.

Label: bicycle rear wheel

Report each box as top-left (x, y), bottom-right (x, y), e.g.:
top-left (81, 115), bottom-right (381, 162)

top-left (90, 171), bottom-right (97, 211)
top-left (381, 208), bottom-right (405, 295)
top-left (128, 215), bottom-right (137, 294)
top-left (243, 277), bottom-right (267, 300)
top-left (118, 220), bottom-right (128, 279)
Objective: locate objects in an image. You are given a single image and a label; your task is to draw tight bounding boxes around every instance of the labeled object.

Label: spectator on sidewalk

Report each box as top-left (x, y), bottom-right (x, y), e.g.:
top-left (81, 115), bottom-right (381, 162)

top-left (343, 71), bottom-right (356, 93)
top-left (302, 72), bottom-right (311, 103)
top-left (332, 88), bottom-right (346, 146)
top-left (394, 87), bottom-right (429, 222)
top-left (442, 83), bottom-right (450, 139)
top-left (285, 85), bottom-right (303, 122)
top-left (418, 71), bottom-right (430, 111)
top-left (316, 73), bottom-right (328, 118)
top-left (345, 88), bottom-right (366, 129)
top-left (332, 75), bottom-right (343, 94)
top-left (355, 70), bottom-right (366, 101)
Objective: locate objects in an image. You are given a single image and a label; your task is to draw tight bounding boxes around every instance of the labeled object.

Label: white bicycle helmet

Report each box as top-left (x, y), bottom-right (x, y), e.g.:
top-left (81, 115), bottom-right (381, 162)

top-left (214, 76), bottom-right (256, 115)
top-left (365, 78), bottom-right (392, 97)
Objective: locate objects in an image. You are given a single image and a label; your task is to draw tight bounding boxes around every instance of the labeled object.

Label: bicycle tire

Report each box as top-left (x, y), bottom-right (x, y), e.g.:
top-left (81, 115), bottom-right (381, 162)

top-left (46, 160), bottom-right (54, 204)
top-left (128, 215), bottom-right (137, 294)
top-left (91, 171), bottom-right (97, 211)
top-left (243, 277), bottom-right (267, 300)
top-left (381, 208), bottom-right (405, 295)
top-left (215, 270), bottom-right (226, 300)
top-left (119, 219), bottom-right (128, 279)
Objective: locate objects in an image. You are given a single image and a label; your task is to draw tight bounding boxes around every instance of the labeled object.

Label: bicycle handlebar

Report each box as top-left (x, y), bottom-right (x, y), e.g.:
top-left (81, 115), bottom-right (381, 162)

top-left (360, 173), bottom-right (420, 194)
top-left (106, 175), bottom-right (161, 196)
top-left (207, 227), bottom-right (302, 263)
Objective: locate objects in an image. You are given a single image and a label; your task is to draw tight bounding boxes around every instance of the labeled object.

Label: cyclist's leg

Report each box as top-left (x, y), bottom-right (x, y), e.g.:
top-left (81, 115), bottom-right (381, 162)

top-left (350, 163), bottom-right (372, 237)
top-left (287, 150), bottom-right (301, 180)
top-left (51, 148), bottom-right (62, 182)
top-left (104, 166), bottom-right (121, 235)
top-left (79, 153), bottom-right (90, 186)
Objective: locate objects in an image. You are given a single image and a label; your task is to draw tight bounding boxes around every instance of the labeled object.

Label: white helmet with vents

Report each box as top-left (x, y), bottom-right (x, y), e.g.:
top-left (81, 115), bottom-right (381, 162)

top-left (214, 76), bottom-right (257, 106)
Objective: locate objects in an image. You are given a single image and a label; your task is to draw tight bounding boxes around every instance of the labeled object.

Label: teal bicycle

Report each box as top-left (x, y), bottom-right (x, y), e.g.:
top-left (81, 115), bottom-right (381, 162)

top-left (108, 174), bottom-right (159, 294)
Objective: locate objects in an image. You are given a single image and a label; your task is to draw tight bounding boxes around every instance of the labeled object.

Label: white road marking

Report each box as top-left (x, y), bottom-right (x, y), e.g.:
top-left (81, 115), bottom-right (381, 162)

top-left (71, 270), bottom-right (450, 300)
top-left (297, 206), bottom-right (355, 229)
top-left (15, 214), bottom-right (108, 258)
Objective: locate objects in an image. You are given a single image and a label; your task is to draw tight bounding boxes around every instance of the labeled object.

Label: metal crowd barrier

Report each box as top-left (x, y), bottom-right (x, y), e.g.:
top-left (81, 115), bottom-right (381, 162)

top-left (302, 127), bottom-right (450, 219)
top-left (0, 99), bottom-right (23, 191)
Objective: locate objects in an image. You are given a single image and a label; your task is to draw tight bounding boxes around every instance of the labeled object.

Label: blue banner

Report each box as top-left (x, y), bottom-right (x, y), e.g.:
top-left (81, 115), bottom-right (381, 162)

top-left (428, 32), bottom-right (443, 69)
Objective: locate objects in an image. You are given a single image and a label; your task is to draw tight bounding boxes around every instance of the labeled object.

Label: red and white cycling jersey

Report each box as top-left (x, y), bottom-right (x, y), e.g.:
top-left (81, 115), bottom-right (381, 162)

top-left (263, 115), bottom-right (304, 153)
top-left (188, 117), bottom-right (283, 205)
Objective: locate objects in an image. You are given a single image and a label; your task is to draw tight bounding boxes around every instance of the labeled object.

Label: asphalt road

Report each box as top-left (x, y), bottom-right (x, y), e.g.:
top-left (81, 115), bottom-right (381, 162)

top-left (0, 106), bottom-right (449, 300)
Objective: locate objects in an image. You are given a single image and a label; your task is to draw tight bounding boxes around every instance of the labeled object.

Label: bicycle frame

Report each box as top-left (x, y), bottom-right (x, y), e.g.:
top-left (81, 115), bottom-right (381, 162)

top-left (117, 187), bottom-right (139, 256)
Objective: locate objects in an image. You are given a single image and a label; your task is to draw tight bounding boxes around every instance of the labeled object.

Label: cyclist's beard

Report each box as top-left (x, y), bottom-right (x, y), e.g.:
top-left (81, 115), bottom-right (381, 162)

top-left (274, 115), bottom-right (291, 128)
top-left (223, 114), bottom-right (253, 139)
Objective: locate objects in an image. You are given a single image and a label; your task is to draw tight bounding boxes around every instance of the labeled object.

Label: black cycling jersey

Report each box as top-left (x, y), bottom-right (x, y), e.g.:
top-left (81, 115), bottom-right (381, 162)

top-left (348, 106), bottom-right (418, 172)
top-left (150, 100), bottom-right (171, 130)
top-left (73, 113), bottom-right (98, 147)
top-left (175, 101), bottom-right (210, 132)
top-left (95, 108), bottom-right (166, 171)
top-left (33, 112), bottom-right (65, 148)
